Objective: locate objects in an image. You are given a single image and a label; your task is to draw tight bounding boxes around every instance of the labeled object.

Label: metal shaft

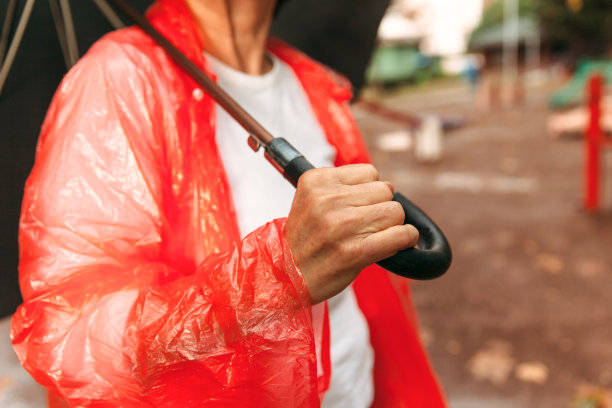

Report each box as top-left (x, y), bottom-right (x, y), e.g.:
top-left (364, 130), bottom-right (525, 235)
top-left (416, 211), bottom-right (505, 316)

top-left (0, 0), bottom-right (19, 65)
top-left (92, 0), bottom-right (126, 30)
top-left (0, 0), bottom-right (37, 97)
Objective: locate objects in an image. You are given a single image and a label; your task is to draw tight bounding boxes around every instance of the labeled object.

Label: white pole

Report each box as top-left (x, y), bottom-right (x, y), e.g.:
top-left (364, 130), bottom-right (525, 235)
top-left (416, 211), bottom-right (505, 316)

top-left (502, 0), bottom-right (519, 101)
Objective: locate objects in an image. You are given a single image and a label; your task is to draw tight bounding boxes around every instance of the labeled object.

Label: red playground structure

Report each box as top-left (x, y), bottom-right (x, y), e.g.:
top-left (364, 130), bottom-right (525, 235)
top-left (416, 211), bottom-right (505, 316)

top-left (584, 74), bottom-right (612, 212)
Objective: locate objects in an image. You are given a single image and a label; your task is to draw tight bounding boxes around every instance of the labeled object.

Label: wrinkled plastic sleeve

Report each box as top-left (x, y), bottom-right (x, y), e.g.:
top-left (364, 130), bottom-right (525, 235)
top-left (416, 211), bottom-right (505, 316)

top-left (11, 36), bottom-right (319, 407)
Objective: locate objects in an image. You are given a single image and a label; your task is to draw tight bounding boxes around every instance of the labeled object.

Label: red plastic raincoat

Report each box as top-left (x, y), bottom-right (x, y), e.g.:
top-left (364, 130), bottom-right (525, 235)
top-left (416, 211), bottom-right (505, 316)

top-left (11, 1), bottom-right (447, 406)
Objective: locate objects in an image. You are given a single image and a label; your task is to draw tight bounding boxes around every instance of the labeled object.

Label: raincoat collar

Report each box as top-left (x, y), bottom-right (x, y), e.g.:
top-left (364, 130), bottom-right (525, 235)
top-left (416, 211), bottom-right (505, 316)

top-left (146, 0), bottom-right (207, 71)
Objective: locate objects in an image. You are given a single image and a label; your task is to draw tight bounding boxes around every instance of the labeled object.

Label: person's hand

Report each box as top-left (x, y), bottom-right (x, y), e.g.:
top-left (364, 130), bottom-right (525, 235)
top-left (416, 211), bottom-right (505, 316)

top-left (285, 164), bottom-right (419, 304)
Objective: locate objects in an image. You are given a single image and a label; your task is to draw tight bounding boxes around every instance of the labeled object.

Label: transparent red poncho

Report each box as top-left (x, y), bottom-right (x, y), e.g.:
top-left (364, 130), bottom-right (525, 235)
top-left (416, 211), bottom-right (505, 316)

top-left (11, 1), bottom-right (447, 406)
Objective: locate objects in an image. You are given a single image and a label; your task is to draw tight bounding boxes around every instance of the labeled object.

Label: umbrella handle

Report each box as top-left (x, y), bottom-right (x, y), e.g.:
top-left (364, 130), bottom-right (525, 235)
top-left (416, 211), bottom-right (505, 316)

top-left (271, 138), bottom-right (452, 280)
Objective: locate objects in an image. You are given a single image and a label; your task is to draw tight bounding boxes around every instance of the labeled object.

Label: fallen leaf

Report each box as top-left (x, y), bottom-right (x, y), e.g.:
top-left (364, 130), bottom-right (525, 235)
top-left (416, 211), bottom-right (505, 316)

top-left (468, 341), bottom-right (515, 385)
top-left (515, 361), bottom-right (549, 384)
top-left (446, 340), bottom-right (463, 356)
top-left (0, 375), bottom-right (15, 399)
top-left (575, 259), bottom-right (607, 279)
top-left (534, 253), bottom-right (564, 275)
top-left (573, 384), bottom-right (612, 408)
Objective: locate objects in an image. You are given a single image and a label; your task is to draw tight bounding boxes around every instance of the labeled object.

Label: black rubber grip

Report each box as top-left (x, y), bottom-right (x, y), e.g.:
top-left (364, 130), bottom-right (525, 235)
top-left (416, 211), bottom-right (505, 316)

top-left (284, 159), bottom-right (451, 279)
top-left (283, 156), bottom-right (315, 187)
top-left (376, 193), bottom-right (452, 279)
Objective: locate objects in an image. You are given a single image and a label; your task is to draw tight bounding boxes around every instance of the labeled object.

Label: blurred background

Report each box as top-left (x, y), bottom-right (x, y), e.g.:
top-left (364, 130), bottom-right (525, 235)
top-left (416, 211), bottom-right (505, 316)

top-left (1, 0), bottom-right (611, 406)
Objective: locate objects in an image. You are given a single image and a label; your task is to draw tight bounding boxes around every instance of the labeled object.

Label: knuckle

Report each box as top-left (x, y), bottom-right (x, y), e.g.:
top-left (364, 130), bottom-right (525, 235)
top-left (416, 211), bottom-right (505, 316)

top-left (373, 181), bottom-right (393, 200)
top-left (361, 164), bottom-right (379, 180)
top-left (298, 169), bottom-right (319, 189)
top-left (385, 201), bottom-right (406, 225)
top-left (295, 179), bottom-right (309, 194)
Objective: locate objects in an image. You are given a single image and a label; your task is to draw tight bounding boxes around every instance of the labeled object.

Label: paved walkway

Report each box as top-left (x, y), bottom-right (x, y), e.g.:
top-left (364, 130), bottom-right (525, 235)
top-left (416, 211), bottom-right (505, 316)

top-left (0, 317), bottom-right (46, 407)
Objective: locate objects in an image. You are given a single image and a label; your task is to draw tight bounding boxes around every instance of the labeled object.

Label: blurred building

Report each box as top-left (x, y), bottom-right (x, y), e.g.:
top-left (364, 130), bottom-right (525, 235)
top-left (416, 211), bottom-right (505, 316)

top-left (368, 0), bottom-right (485, 83)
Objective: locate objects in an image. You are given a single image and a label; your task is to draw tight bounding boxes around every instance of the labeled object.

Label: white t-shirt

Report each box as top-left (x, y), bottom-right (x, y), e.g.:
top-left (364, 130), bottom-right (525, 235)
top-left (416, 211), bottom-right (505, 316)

top-left (208, 53), bottom-right (374, 408)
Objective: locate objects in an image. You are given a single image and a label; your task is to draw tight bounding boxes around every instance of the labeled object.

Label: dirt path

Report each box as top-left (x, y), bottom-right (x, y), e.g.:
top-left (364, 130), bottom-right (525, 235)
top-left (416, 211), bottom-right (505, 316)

top-left (354, 80), bottom-right (612, 407)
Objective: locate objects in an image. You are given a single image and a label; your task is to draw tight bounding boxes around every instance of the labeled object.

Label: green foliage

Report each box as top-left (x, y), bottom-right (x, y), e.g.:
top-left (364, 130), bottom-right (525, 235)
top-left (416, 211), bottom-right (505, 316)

top-left (537, 0), bottom-right (612, 57)
top-left (573, 391), bottom-right (608, 408)
top-left (472, 0), bottom-right (612, 57)
top-left (472, 0), bottom-right (538, 38)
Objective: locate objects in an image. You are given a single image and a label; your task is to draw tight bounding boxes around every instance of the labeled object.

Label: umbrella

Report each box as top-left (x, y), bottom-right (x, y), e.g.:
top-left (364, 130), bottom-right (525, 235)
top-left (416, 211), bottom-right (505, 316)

top-left (0, 0), bottom-right (392, 317)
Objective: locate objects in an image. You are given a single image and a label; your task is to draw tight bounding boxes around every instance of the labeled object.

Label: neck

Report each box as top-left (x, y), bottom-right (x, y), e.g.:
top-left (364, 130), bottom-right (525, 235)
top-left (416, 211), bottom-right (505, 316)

top-left (184, 0), bottom-right (276, 75)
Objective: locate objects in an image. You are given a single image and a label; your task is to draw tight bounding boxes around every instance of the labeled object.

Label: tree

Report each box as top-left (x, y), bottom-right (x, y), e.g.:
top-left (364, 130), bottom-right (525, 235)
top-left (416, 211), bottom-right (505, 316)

top-left (537, 0), bottom-right (612, 57)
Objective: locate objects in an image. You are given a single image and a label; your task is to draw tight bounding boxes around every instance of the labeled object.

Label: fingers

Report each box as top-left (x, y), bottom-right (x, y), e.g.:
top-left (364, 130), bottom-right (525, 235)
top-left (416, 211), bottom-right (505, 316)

top-left (289, 162), bottom-right (416, 303)
top-left (341, 181), bottom-right (394, 207)
top-left (299, 165), bottom-right (395, 206)
top-left (298, 164), bottom-right (377, 190)
top-left (333, 164), bottom-right (380, 185)
top-left (346, 200), bottom-right (406, 233)
top-left (361, 224), bottom-right (419, 263)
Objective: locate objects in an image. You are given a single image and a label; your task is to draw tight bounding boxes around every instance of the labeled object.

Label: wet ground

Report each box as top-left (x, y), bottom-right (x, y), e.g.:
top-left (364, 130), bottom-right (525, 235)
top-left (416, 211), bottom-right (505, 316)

top-left (354, 77), bottom-right (612, 407)
top-left (1, 77), bottom-right (611, 407)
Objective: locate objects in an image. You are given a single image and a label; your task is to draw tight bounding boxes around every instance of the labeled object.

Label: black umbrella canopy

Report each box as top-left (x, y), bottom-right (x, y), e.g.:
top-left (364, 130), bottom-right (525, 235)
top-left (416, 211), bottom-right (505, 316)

top-left (0, 0), bottom-right (149, 318)
top-left (273, 0), bottom-right (391, 94)
top-left (0, 0), bottom-right (390, 317)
